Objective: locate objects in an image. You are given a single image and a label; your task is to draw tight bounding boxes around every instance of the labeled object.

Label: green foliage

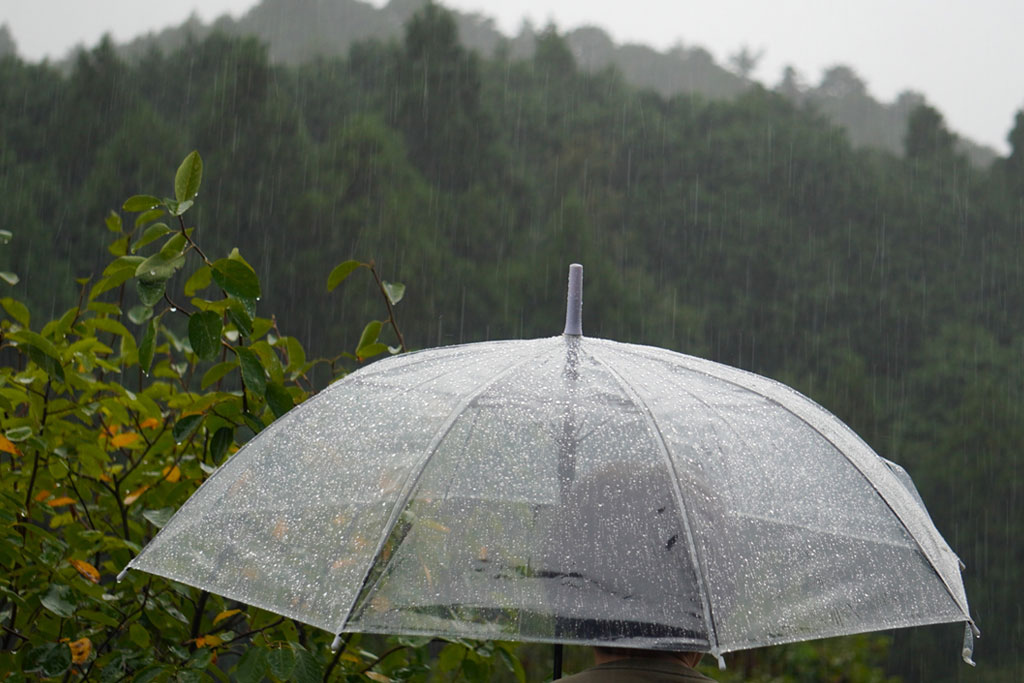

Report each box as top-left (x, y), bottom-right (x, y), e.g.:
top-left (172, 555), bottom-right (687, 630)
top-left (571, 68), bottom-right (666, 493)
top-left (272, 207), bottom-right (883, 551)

top-left (0, 152), bottom-right (520, 681)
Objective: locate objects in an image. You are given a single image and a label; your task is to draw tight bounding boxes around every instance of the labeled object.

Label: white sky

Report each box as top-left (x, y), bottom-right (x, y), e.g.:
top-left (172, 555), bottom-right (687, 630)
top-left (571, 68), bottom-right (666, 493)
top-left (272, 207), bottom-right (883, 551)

top-left (2, 0), bottom-right (1022, 153)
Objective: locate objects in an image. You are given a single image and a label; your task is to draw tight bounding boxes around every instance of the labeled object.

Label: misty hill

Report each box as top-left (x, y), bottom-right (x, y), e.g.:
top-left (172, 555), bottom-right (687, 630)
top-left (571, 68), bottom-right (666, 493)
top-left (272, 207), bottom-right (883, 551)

top-left (105, 0), bottom-right (995, 165)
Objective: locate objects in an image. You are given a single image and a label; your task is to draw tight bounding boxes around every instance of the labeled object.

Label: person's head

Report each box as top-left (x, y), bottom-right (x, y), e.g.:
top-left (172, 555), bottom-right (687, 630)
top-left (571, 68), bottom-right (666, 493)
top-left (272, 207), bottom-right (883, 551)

top-left (593, 646), bottom-right (703, 669)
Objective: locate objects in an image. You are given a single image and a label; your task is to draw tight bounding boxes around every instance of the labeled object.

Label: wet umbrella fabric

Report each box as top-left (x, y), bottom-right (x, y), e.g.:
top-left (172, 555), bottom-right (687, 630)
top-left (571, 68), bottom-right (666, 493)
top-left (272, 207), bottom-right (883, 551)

top-left (123, 325), bottom-right (976, 663)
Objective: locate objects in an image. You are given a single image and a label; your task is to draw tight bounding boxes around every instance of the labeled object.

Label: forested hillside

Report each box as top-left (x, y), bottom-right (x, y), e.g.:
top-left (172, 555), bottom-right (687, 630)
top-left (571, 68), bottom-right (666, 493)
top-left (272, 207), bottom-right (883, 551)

top-left (1, 3), bottom-right (1023, 680)
top-left (85, 0), bottom-right (996, 166)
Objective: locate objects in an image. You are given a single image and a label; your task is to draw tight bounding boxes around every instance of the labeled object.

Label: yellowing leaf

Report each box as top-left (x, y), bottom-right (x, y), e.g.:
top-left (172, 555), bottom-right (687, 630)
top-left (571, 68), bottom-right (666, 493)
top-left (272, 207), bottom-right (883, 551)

top-left (68, 637), bottom-right (92, 664)
top-left (212, 609), bottom-right (241, 626)
top-left (162, 465), bottom-right (181, 483)
top-left (366, 672), bottom-right (392, 683)
top-left (196, 634), bottom-right (223, 648)
top-left (47, 496), bottom-right (77, 507)
top-left (123, 485), bottom-right (149, 505)
top-left (110, 432), bottom-right (139, 448)
top-left (70, 559), bottom-right (100, 584)
top-left (139, 417), bottom-right (161, 430)
top-left (0, 435), bottom-right (21, 456)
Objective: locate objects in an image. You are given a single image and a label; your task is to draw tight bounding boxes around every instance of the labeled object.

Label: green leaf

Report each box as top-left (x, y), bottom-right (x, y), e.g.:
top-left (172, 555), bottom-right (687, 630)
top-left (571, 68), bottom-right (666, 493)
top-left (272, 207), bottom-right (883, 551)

top-left (241, 411), bottom-right (264, 434)
top-left (169, 198), bottom-right (194, 216)
top-left (0, 271), bottom-right (20, 286)
top-left (108, 234), bottom-right (129, 256)
top-left (142, 507), bottom-right (175, 529)
top-left (356, 321), bottom-right (382, 354)
top-left (188, 647), bottom-right (213, 670)
top-left (264, 382), bottom-right (293, 419)
top-left (172, 414), bottom-right (204, 443)
top-left (234, 647), bottom-right (268, 683)
top-left (5, 426), bottom-right (33, 442)
top-left (102, 255), bottom-right (145, 278)
top-left (40, 583), bottom-right (76, 617)
top-left (200, 360), bottom-right (236, 390)
top-left (226, 300), bottom-right (253, 338)
top-left (134, 207), bottom-right (166, 228)
top-left (210, 426), bottom-right (234, 464)
top-left (266, 647), bottom-right (295, 681)
top-left (127, 305), bottom-right (153, 325)
top-left (188, 311), bottom-right (222, 361)
top-left (439, 643), bottom-right (464, 672)
top-left (291, 648), bottom-right (323, 683)
top-left (138, 317), bottom-right (158, 374)
top-left (26, 642), bottom-right (72, 677)
top-left (133, 664), bottom-right (169, 683)
top-left (136, 277), bottom-right (166, 308)
top-left (10, 329), bottom-right (60, 359)
top-left (132, 222), bottom-right (172, 252)
top-left (355, 342), bottom-right (387, 361)
top-left (105, 211), bottom-right (122, 233)
top-left (382, 281), bottom-right (405, 305)
top-left (175, 151), bottom-right (203, 203)
top-left (211, 258), bottom-right (260, 299)
top-left (326, 260), bottom-right (363, 292)
top-left (78, 609), bottom-right (120, 628)
top-left (184, 264), bottom-right (212, 296)
top-left (129, 621), bottom-right (152, 648)
top-left (123, 195), bottom-right (162, 212)
top-left (235, 347), bottom-right (266, 397)
top-left (0, 229), bottom-right (11, 244)
top-left (497, 646), bottom-right (526, 683)
top-left (135, 250), bottom-right (186, 282)
top-left (1, 297), bottom-right (30, 326)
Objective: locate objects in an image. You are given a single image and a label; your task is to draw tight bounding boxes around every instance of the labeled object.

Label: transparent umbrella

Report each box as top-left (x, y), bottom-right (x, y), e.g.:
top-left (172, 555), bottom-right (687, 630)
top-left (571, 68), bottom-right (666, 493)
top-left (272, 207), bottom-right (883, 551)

top-left (120, 264), bottom-right (977, 672)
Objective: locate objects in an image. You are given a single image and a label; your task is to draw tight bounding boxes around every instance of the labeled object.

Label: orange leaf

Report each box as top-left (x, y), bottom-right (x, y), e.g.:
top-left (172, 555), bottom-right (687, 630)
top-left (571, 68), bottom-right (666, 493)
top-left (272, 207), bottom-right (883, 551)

top-left (139, 417), bottom-right (160, 430)
top-left (47, 497), bottom-right (77, 507)
top-left (0, 435), bottom-right (21, 456)
top-left (34, 489), bottom-right (52, 502)
top-left (162, 465), bottom-right (181, 483)
top-left (110, 432), bottom-right (139, 448)
top-left (194, 634), bottom-right (223, 648)
top-left (123, 485), bottom-right (149, 505)
top-left (68, 637), bottom-right (92, 664)
top-left (212, 609), bottom-right (241, 626)
top-left (102, 424), bottom-right (120, 437)
top-left (70, 559), bottom-right (100, 584)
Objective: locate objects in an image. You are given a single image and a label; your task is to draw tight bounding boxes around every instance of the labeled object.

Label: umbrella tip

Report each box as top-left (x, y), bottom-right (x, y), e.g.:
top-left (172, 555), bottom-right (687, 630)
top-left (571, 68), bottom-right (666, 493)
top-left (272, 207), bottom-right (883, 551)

top-left (563, 263), bottom-right (583, 336)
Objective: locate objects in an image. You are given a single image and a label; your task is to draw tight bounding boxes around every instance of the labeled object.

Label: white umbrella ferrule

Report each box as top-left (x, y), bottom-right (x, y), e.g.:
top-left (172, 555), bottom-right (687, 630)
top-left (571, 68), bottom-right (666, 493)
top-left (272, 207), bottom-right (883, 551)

top-left (563, 263), bottom-right (583, 336)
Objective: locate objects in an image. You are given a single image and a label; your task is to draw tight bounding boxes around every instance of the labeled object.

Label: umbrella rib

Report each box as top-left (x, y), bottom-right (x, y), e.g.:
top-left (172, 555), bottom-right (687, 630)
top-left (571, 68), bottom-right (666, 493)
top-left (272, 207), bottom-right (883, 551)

top-left (334, 352), bottom-right (542, 639)
top-left (599, 342), bottom-right (974, 627)
top-left (589, 351), bottom-right (725, 663)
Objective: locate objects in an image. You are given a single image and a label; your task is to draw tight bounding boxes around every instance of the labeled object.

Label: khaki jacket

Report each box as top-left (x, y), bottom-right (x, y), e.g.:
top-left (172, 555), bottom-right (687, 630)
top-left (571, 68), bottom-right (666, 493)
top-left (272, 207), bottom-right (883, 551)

top-left (559, 657), bottom-right (716, 682)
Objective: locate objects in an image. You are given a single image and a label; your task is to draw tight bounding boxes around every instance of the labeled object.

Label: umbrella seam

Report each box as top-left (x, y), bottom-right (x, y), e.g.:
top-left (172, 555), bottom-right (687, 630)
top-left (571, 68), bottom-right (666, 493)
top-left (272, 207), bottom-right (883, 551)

top-left (595, 340), bottom-right (974, 627)
top-left (589, 349), bottom-right (724, 659)
top-left (333, 351), bottom-right (546, 639)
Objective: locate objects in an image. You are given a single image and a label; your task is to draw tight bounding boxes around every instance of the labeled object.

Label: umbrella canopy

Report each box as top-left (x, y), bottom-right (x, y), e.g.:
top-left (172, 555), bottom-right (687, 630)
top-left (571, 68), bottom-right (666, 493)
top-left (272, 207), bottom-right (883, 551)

top-left (122, 265), bottom-right (976, 666)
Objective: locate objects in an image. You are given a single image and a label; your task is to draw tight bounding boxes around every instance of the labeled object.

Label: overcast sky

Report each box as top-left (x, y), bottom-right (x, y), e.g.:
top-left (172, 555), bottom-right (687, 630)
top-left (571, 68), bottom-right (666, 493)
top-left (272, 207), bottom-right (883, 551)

top-left (2, 0), bottom-right (1022, 154)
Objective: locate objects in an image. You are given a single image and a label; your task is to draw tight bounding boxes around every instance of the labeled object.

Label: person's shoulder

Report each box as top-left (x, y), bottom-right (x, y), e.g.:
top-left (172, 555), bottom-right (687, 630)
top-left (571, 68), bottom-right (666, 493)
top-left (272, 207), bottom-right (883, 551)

top-left (559, 658), bottom-right (715, 682)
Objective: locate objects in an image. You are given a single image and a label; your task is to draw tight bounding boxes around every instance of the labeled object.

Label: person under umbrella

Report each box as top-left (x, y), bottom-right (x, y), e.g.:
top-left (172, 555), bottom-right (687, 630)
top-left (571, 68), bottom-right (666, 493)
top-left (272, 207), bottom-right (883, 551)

top-left (561, 646), bottom-right (711, 682)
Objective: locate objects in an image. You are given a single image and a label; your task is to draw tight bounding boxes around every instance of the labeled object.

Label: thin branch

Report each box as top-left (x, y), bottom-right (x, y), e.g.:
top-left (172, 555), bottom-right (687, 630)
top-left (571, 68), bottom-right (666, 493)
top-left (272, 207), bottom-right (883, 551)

top-left (367, 262), bottom-right (406, 353)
